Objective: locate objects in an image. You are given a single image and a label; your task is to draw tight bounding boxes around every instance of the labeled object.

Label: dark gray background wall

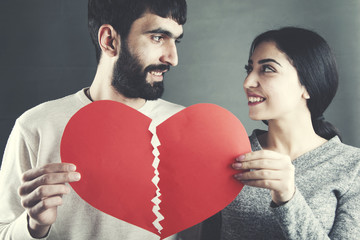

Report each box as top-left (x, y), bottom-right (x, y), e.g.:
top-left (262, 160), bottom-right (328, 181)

top-left (1, 0), bottom-right (360, 165)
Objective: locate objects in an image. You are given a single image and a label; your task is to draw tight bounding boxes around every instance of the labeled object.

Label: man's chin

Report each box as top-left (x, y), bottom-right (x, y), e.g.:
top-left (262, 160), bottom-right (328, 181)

top-left (143, 90), bottom-right (164, 100)
top-left (141, 84), bottom-right (164, 100)
top-left (146, 74), bottom-right (164, 85)
top-left (111, 77), bottom-right (164, 100)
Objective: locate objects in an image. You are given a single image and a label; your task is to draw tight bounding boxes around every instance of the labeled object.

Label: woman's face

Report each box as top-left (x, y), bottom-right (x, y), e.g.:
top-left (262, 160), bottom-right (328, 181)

top-left (243, 41), bottom-right (309, 122)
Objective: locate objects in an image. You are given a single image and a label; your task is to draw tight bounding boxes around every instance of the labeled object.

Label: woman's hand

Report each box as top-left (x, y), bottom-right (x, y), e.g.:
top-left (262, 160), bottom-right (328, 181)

top-left (233, 150), bottom-right (295, 205)
top-left (18, 163), bottom-right (81, 238)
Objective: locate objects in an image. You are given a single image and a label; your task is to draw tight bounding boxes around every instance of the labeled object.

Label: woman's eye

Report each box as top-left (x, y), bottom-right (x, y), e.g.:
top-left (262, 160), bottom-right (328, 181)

top-left (244, 64), bottom-right (252, 74)
top-left (261, 65), bottom-right (276, 73)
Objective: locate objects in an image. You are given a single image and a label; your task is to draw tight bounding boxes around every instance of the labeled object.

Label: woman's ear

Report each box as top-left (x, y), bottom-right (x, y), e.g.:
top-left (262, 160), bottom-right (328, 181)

top-left (302, 88), bottom-right (310, 99)
top-left (98, 24), bottom-right (120, 58)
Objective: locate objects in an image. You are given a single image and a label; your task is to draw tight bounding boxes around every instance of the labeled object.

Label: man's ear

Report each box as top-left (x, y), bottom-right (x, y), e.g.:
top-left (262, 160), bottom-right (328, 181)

top-left (98, 24), bottom-right (120, 57)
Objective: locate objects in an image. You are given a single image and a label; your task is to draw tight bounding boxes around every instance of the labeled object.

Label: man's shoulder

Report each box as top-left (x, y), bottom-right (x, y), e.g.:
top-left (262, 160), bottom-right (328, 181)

top-left (17, 89), bottom-right (88, 129)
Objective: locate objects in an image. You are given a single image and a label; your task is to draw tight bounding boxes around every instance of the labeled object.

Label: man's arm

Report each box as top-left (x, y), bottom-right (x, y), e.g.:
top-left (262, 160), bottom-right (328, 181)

top-left (0, 120), bottom-right (80, 239)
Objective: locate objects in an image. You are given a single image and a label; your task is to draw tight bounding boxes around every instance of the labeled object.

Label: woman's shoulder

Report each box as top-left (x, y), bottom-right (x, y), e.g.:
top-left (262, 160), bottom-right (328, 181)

top-left (323, 137), bottom-right (360, 161)
top-left (299, 136), bottom-right (360, 180)
top-left (249, 129), bottom-right (267, 151)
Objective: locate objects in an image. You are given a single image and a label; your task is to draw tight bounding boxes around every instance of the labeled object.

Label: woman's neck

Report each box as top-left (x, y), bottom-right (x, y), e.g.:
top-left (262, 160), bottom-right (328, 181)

top-left (259, 117), bottom-right (327, 160)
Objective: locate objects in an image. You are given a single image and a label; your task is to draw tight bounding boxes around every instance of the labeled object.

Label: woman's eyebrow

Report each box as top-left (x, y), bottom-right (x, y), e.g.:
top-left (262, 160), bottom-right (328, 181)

top-left (258, 58), bottom-right (282, 67)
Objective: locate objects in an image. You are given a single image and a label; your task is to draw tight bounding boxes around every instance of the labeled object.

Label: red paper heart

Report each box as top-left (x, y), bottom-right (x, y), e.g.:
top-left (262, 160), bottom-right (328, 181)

top-left (60, 101), bottom-right (250, 239)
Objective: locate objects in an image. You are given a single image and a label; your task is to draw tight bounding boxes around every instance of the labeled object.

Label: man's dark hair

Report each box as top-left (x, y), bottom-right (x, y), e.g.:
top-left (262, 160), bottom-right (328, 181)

top-left (88, 0), bottom-right (187, 63)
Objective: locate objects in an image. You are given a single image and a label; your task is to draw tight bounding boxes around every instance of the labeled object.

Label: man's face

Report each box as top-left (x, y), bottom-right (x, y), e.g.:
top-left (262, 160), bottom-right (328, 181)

top-left (112, 13), bottom-right (184, 100)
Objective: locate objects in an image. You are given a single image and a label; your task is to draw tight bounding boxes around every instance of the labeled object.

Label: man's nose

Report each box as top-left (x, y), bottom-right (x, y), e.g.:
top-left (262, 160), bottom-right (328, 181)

top-left (160, 41), bottom-right (178, 66)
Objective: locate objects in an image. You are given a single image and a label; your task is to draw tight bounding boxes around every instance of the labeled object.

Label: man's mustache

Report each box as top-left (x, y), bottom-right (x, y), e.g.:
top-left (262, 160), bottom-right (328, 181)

top-left (144, 64), bottom-right (170, 73)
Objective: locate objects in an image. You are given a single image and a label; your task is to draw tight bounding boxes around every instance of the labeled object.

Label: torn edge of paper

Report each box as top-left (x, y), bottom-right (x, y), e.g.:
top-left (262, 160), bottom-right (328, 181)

top-left (149, 121), bottom-right (164, 234)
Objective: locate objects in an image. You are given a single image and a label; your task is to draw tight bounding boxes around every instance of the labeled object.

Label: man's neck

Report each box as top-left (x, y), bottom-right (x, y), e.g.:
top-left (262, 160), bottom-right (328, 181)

top-left (88, 75), bottom-right (146, 110)
top-left (87, 86), bottom-right (146, 110)
top-left (88, 61), bottom-right (147, 110)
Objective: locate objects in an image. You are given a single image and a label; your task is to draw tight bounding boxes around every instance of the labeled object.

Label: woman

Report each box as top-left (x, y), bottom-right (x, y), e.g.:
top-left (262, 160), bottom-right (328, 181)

top-left (221, 27), bottom-right (360, 239)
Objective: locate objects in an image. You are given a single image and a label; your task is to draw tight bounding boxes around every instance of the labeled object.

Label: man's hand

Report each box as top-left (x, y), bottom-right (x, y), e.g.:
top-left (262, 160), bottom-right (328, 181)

top-left (233, 150), bottom-right (295, 205)
top-left (18, 163), bottom-right (81, 238)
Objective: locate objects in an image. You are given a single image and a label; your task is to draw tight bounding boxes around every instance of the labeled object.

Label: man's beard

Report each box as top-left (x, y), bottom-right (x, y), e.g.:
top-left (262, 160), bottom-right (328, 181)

top-left (111, 41), bottom-right (169, 100)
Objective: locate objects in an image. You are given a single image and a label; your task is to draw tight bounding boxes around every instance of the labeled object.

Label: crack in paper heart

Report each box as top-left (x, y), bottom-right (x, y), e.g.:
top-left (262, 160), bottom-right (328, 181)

top-left (60, 101), bottom-right (250, 239)
top-left (148, 121), bottom-right (164, 234)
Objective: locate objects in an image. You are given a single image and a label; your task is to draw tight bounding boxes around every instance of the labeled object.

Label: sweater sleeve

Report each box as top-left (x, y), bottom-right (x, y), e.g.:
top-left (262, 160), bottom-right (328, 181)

top-left (271, 182), bottom-right (360, 240)
top-left (329, 173), bottom-right (360, 239)
top-left (0, 120), bottom-right (48, 240)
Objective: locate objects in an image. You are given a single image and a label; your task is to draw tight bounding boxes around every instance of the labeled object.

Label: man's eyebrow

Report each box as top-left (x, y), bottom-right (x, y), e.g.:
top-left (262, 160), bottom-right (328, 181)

top-left (144, 28), bottom-right (184, 39)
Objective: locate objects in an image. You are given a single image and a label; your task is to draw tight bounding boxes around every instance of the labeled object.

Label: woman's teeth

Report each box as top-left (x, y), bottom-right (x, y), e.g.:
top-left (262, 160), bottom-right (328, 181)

top-left (248, 96), bottom-right (265, 103)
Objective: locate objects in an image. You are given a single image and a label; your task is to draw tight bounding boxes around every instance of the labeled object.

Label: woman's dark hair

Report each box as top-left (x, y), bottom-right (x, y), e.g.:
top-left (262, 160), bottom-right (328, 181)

top-left (88, 0), bottom-right (187, 63)
top-left (250, 27), bottom-right (341, 140)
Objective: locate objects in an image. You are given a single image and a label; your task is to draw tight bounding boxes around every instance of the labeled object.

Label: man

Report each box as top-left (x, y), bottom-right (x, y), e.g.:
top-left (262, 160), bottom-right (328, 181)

top-left (0, 0), bottom-right (188, 239)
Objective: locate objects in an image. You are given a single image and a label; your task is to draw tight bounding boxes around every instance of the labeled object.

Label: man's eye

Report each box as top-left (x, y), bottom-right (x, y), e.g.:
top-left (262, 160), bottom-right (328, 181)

top-left (152, 36), bottom-right (163, 42)
top-left (175, 39), bottom-right (181, 44)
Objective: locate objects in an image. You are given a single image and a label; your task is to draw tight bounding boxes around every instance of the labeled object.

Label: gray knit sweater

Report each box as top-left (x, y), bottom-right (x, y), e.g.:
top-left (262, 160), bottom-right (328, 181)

top-left (221, 129), bottom-right (360, 240)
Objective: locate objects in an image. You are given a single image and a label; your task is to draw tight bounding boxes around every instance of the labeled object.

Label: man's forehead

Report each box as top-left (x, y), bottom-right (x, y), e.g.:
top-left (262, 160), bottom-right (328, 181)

top-left (132, 12), bottom-right (183, 38)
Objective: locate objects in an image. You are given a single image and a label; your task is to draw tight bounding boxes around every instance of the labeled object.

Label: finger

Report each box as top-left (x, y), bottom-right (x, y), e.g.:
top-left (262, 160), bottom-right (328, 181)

top-left (234, 169), bottom-right (282, 181)
top-left (233, 158), bottom-right (287, 171)
top-left (22, 163), bottom-right (77, 182)
top-left (19, 172), bottom-right (80, 196)
top-left (236, 150), bottom-right (286, 162)
top-left (21, 184), bottom-right (70, 209)
top-left (27, 196), bottom-right (63, 220)
top-left (238, 179), bottom-right (281, 190)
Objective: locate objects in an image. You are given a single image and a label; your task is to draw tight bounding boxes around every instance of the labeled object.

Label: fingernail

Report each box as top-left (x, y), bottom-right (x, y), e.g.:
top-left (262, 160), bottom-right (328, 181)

top-left (69, 164), bottom-right (76, 171)
top-left (234, 173), bottom-right (243, 180)
top-left (236, 155), bottom-right (245, 161)
top-left (72, 172), bottom-right (81, 181)
top-left (232, 162), bottom-right (242, 169)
